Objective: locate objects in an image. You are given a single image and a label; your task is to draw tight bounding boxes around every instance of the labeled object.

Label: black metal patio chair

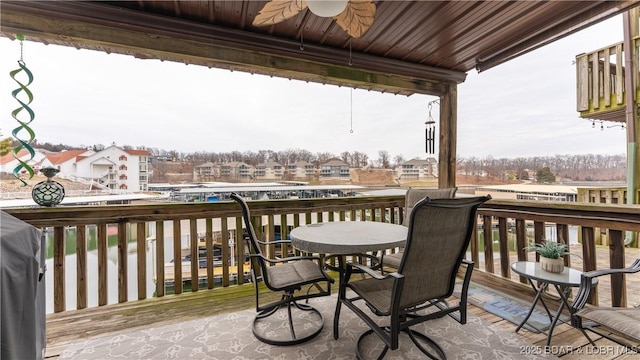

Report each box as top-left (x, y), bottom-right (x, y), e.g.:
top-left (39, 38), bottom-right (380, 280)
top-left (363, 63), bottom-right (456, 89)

top-left (380, 187), bottom-right (457, 271)
top-left (335, 195), bottom-right (490, 359)
top-left (570, 258), bottom-right (640, 353)
top-left (230, 192), bottom-right (333, 346)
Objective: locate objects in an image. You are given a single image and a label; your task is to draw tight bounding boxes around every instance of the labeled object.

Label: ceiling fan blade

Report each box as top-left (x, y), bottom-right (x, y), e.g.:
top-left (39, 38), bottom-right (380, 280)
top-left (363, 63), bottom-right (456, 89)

top-left (252, 0), bottom-right (307, 27)
top-left (334, 0), bottom-right (376, 38)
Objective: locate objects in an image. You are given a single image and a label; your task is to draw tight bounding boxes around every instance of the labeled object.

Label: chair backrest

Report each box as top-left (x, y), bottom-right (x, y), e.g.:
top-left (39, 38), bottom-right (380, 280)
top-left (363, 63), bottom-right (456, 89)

top-left (397, 195), bottom-right (490, 309)
top-left (403, 187), bottom-right (457, 226)
top-left (230, 193), bottom-right (268, 281)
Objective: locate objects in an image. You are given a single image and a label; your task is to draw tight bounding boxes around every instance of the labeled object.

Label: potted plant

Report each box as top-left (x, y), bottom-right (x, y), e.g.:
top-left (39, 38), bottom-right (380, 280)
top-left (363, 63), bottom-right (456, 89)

top-left (524, 240), bottom-right (569, 273)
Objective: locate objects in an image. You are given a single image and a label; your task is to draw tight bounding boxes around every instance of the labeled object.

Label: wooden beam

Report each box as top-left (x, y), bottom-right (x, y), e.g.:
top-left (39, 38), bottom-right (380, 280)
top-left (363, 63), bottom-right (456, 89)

top-left (0, 2), bottom-right (463, 96)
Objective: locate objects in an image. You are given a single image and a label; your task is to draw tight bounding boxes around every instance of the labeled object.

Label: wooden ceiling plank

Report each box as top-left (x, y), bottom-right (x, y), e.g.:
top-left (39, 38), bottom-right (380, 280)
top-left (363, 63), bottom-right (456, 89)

top-left (412, 1), bottom-right (533, 71)
top-left (396, 1), bottom-right (489, 66)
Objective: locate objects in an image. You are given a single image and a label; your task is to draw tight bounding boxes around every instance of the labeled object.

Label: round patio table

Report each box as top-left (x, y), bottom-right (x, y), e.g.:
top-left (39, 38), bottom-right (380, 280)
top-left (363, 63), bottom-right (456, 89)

top-left (290, 221), bottom-right (407, 255)
top-left (290, 221), bottom-right (407, 339)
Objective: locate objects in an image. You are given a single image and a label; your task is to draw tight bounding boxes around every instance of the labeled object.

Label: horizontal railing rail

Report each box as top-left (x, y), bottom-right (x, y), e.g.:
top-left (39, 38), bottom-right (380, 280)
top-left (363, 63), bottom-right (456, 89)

top-left (4, 196), bottom-right (639, 314)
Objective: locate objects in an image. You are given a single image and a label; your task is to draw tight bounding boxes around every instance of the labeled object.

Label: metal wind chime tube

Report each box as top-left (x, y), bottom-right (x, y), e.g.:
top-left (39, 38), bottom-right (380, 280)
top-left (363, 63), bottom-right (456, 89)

top-left (425, 100), bottom-right (438, 154)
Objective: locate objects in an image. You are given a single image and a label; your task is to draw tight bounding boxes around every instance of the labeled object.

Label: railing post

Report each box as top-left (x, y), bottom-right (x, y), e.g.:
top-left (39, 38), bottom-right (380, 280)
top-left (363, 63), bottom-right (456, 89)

top-left (469, 216), bottom-right (479, 269)
top-left (53, 226), bottom-right (65, 313)
top-left (581, 226), bottom-right (598, 305)
top-left (533, 221), bottom-right (545, 261)
top-left (76, 225), bottom-right (87, 309)
top-left (136, 222), bottom-right (147, 300)
top-left (482, 215), bottom-right (493, 273)
top-left (576, 54), bottom-right (589, 111)
top-left (557, 224), bottom-right (570, 267)
top-left (189, 219), bottom-right (198, 292)
top-left (172, 220), bottom-right (182, 295)
top-left (155, 222), bottom-right (165, 298)
top-left (609, 229), bottom-right (627, 307)
top-left (211, 218), bottom-right (220, 288)
top-left (515, 219), bottom-right (527, 284)
top-left (117, 222), bottom-right (127, 302)
top-left (498, 218), bottom-right (510, 278)
top-left (235, 217), bottom-right (247, 281)
top-left (280, 214), bottom-right (289, 257)
top-left (97, 224), bottom-right (108, 306)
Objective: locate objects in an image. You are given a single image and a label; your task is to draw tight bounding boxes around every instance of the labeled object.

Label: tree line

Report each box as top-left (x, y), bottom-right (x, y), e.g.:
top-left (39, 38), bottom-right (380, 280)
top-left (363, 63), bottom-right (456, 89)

top-left (458, 154), bottom-right (627, 181)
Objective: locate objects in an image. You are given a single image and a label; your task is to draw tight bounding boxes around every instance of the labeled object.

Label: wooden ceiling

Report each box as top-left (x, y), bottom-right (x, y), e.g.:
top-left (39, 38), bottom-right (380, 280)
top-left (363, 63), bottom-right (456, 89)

top-left (1, 0), bottom-right (639, 97)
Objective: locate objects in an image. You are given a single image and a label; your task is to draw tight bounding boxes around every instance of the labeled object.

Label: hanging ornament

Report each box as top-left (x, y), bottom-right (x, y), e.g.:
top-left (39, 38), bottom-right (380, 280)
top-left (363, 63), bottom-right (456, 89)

top-left (9, 34), bottom-right (37, 186)
top-left (32, 167), bottom-right (65, 207)
top-left (425, 100), bottom-right (438, 154)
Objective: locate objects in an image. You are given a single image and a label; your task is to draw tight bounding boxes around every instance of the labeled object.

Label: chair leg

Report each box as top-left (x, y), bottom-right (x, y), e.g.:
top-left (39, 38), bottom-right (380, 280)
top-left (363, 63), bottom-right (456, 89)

top-left (406, 329), bottom-right (446, 360)
top-left (355, 326), bottom-right (447, 360)
top-left (256, 303), bottom-right (281, 319)
top-left (252, 294), bottom-right (324, 346)
top-left (579, 327), bottom-right (597, 347)
top-left (355, 329), bottom-right (390, 360)
top-left (286, 301), bottom-right (297, 340)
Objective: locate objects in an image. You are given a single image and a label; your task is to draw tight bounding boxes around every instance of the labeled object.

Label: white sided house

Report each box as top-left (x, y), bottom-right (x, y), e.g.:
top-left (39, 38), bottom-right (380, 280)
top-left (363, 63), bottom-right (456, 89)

top-left (0, 148), bottom-right (49, 175)
top-left (395, 158), bottom-right (438, 181)
top-left (220, 162), bottom-right (253, 181)
top-left (193, 162), bottom-right (219, 181)
top-left (72, 145), bottom-right (150, 191)
top-left (41, 149), bottom-right (95, 176)
top-left (255, 161), bottom-right (284, 181)
top-left (320, 158), bottom-right (350, 180)
top-left (287, 161), bottom-right (316, 180)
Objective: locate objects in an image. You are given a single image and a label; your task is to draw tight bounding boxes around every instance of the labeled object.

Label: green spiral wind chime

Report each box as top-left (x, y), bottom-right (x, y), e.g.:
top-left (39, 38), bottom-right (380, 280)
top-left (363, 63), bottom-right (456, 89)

top-left (10, 34), bottom-right (36, 186)
top-left (9, 35), bottom-right (65, 206)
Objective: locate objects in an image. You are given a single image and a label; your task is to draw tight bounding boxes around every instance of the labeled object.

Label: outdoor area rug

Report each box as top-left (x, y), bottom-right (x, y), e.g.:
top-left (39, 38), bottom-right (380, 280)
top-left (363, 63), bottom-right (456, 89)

top-left (456, 282), bottom-right (570, 333)
top-left (58, 293), bottom-right (557, 360)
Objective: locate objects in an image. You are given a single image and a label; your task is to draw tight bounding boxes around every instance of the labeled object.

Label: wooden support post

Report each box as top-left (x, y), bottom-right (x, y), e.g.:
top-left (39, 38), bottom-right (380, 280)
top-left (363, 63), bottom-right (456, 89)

top-left (438, 84), bottom-right (457, 189)
top-left (623, 9), bottom-right (639, 246)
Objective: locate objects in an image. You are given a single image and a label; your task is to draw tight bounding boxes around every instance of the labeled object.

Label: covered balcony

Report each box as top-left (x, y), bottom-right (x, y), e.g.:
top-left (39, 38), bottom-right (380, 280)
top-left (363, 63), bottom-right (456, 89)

top-left (2, 1), bottom-right (640, 358)
top-left (4, 195), bottom-right (640, 358)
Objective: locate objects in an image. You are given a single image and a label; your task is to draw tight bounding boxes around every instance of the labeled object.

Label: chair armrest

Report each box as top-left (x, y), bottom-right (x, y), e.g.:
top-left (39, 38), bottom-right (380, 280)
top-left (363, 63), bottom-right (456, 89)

top-left (571, 259), bottom-right (640, 312)
top-left (261, 254), bottom-right (324, 265)
top-left (253, 238), bottom-right (292, 246)
top-left (346, 262), bottom-right (403, 281)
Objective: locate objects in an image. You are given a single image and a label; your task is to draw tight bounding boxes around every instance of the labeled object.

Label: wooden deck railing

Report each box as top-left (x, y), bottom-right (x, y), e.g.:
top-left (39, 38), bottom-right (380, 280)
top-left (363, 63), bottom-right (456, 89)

top-left (4, 196), bottom-right (640, 313)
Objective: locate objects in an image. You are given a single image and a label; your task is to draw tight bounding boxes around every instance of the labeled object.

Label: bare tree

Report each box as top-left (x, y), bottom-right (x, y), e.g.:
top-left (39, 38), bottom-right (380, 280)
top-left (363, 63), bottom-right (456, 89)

top-left (378, 150), bottom-right (390, 169)
top-left (340, 151), bottom-right (352, 165)
top-left (393, 154), bottom-right (406, 168)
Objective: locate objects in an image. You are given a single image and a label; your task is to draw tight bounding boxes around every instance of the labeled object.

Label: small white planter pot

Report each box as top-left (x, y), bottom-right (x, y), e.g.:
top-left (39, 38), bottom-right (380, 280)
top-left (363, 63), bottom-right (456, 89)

top-left (540, 256), bottom-right (564, 273)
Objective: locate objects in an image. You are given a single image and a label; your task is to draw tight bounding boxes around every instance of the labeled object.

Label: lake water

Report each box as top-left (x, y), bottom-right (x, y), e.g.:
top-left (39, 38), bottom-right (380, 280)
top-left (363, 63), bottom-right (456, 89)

top-left (44, 243), bottom-right (157, 313)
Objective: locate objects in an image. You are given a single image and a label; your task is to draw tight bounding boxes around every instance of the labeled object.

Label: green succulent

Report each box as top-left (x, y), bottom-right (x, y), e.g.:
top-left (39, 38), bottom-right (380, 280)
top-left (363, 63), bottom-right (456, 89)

top-left (524, 240), bottom-right (569, 259)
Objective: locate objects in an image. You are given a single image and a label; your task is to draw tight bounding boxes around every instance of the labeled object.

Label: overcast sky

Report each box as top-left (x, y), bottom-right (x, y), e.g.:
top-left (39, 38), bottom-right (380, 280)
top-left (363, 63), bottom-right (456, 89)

top-left (0, 15), bottom-right (628, 161)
